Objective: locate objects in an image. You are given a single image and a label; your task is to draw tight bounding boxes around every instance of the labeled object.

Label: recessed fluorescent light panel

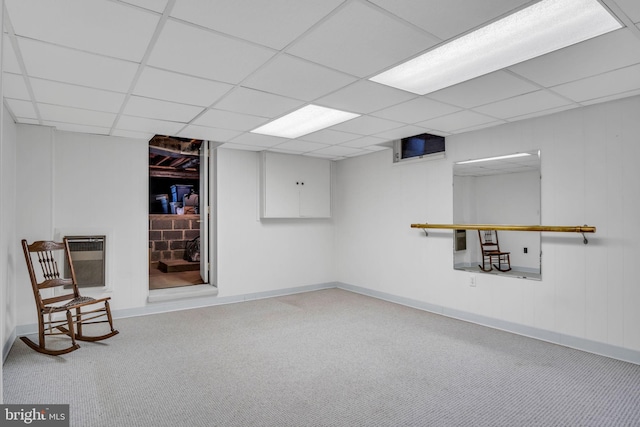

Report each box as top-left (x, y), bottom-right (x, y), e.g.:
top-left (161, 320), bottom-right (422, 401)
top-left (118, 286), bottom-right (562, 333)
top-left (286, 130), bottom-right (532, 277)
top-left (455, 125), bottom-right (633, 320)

top-left (251, 105), bottom-right (360, 139)
top-left (456, 153), bottom-right (531, 165)
top-left (370, 0), bottom-right (622, 95)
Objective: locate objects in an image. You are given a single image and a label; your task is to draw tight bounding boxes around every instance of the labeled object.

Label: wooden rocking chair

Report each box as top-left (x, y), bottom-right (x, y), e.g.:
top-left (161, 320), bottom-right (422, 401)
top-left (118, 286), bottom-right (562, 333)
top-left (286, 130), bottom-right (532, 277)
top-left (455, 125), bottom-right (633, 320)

top-left (478, 230), bottom-right (511, 272)
top-left (21, 238), bottom-right (118, 355)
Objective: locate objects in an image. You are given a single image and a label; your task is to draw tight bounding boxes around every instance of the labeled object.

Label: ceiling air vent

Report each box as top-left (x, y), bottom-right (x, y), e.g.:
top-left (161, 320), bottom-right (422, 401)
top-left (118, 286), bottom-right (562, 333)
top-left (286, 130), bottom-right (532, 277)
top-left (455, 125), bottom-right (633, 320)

top-left (393, 133), bottom-right (445, 164)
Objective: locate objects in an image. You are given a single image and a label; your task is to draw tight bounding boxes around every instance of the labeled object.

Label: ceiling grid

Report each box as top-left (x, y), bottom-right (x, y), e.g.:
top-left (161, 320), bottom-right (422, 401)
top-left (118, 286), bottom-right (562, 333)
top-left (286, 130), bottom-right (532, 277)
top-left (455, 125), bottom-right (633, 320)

top-left (2, 0), bottom-right (640, 159)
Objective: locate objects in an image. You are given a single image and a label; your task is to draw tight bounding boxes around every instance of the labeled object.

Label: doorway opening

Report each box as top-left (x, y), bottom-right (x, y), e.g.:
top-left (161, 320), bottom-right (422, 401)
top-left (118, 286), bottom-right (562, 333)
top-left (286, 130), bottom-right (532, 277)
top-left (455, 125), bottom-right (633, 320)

top-left (148, 135), bottom-right (210, 290)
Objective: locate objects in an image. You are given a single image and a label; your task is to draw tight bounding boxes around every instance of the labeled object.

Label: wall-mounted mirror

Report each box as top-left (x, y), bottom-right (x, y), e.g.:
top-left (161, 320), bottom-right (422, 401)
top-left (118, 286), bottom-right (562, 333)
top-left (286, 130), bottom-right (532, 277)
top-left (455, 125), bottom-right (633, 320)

top-left (453, 150), bottom-right (541, 280)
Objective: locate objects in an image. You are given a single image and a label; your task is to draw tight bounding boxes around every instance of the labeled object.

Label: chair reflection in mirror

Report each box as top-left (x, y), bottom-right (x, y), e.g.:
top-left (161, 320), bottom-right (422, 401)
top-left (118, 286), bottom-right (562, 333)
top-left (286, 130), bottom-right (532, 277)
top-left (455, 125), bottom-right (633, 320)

top-left (477, 230), bottom-right (511, 272)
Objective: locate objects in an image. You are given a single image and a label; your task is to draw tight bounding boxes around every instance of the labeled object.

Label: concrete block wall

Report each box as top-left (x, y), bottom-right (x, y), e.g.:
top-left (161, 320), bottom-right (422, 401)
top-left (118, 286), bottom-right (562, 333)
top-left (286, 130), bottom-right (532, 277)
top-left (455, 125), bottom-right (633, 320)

top-left (149, 214), bottom-right (199, 264)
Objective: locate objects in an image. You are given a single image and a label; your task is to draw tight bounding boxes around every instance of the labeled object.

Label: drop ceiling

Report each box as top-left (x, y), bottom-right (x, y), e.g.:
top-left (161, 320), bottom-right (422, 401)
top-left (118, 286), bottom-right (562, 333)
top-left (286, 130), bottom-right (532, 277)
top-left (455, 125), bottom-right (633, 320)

top-left (3, 0), bottom-right (640, 160)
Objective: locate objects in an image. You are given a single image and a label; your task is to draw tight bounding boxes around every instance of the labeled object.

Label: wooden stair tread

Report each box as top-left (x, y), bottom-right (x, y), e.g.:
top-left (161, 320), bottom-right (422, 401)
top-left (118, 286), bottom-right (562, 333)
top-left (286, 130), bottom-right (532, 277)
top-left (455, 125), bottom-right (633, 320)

top-left (158, 260), bottom-right (200, 273)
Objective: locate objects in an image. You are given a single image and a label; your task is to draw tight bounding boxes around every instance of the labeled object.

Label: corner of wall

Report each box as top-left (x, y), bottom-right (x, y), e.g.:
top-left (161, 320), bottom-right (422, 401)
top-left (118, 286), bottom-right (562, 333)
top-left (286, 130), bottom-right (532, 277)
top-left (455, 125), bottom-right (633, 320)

top-left (2, 327), bottom-right (16, 364)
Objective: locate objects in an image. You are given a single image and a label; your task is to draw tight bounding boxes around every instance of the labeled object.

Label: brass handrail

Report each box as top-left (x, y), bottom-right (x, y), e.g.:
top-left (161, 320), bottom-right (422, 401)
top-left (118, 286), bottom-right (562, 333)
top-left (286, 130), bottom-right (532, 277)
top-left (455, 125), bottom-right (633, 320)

top-left (411, 223), bottom-right (596, 243)
top-left (411, 224), bottom-right (595, 233)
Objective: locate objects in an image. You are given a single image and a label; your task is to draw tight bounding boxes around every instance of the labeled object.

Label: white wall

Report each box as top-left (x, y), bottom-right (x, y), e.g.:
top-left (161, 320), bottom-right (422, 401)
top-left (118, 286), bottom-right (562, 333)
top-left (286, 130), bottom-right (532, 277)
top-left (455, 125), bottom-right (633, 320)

top-left (216, 148), bottom-right (335, 297)
top-left (1, 109), bottom-right (18, 402)
top-left (1, 108), bottom-right (17, 361)
top-left (15, 127), bottom-right (149, 327)
top-left (335, 96), bottom-right (640, 354)
top-left (52, 131), bottom-right (149, 308)
top-left (12, 134), bottom-right (336, 330)
top-left (0, 113), bottom-right (18, 386)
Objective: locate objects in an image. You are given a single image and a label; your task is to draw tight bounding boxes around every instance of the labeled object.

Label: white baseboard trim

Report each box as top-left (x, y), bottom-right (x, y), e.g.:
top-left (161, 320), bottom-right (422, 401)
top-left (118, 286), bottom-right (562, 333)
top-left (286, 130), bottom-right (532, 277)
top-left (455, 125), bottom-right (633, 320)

top-left (3, 327), bottom-right (17, 364)
top-left (336, 282), bottom-right (640, 366)
top-left (147, 284), bottom-right (219, 303)
top-left (117, 282), bottom-right (337, 320)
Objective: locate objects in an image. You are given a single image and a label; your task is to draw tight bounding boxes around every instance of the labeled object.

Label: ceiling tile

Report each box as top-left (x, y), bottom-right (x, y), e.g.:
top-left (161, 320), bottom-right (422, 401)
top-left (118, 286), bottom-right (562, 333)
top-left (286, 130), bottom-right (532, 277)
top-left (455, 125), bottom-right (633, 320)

top-left (111, 128), bottom-right (155, 140)
top-left (330, 115), bottom-right (404, 135)
top-left (18, 38), bottom-right (139, 92)
top-left (551, 64), bottom-right (640, 103)
top-left (3, 73), bottom-right (30, 100)
top-left (339, 135), bottom-right (388, 149)
top-left (308, 145), bottom-right (363, 157)
top-left (122, 96), bottom-right (204, 122)
top-left (272, 140), bottom-right (330, 153)
top-left (362, 145), bottom-right (389, 153)
top-left (453, 121), bottom-right (507, 134)
top-left (345, 150), bottom-right (375, 158)
top-left (3, 36), bottom-right (21, 74)
top-left (369, 0), bottom-right (531, 40)
top-left (38, 103), bottom-right (116, 128)
top-left (579, 89), bottom-right (640, 106)
top-left (220, 143), bottom-right (264, 152)
top-left (372, 125), bottom-right (432, 141)
top-left (119, 0), bottom-right (168, 13)
top-left (304, 151), bottom-right (341, 159)
top-left (5, 98), bottom-right (37, 119)
top-left (242, 54), bottom-right (356, 101)
top-left (229, 133), bottom-right (288, 148)
top-left (5, 0), bottom-right (159, 62)
top-left (299, 129), bottom-right (359, 145)
top-left (170, 0), bottom-right (343, 50)
top-left (116, 115), bottom-right (185, 135)
top-left (147, 19), bottom-right (276, 84)
top-left (134, 67), bottom-right (234, 107)
top-left (508, 29), bottom-right (640, 87)
top-left (193, 109), bottom-right (268, 132)
top-left (474, 90), bottom-right (573, 120)
top-left (371, 97), bottom-right (461, 123)
top-left (3, 0), bottom-right (639, 153)
top-left (41, 120), bottom-right (111, 135)
top-left (214, 87), bottom-right (303, 118)
top-left (612, 0), bottom-right (640, 23)
top-left (269, 147), bottom-right (311, 156)
top-left (316, 80), bottom-right (416, 114)
top-left (30, 78), bottom-right (126, 112)
top-left (418, 111), bottom-right (500, 133)
top-left (504, 104), bottom-right (579, 122)
top-left (287, 1), bottom-right (438, 77)
top-left (427, 71), bottom-right (539, 108)
top-left (177, 125), bottom-right (242, 142)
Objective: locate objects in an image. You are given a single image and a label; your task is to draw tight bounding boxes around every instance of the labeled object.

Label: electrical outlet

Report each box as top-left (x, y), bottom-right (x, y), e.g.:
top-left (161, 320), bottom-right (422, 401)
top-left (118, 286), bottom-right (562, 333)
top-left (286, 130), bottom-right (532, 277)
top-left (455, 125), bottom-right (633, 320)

top-left (470, 275), bottom-right (476, 287)
top-left (523, 247), bottom-right (528, 254)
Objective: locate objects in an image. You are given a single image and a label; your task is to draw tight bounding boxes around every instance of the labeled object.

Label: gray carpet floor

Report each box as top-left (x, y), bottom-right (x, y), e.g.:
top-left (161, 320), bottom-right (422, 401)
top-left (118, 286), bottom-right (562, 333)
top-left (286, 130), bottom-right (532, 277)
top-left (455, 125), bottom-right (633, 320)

top-left (3, 288), bottom-right (640, 426)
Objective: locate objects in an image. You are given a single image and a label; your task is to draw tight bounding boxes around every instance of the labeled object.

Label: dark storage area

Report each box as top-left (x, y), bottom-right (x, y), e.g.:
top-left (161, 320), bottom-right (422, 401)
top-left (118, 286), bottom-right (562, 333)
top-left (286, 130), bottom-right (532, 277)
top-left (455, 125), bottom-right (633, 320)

top-left (149, 136), bottom-right (204, 289)
top-left (150, 179), bottom-right (198, 214)
top-left (149, 136), bottom-right (200, 215)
